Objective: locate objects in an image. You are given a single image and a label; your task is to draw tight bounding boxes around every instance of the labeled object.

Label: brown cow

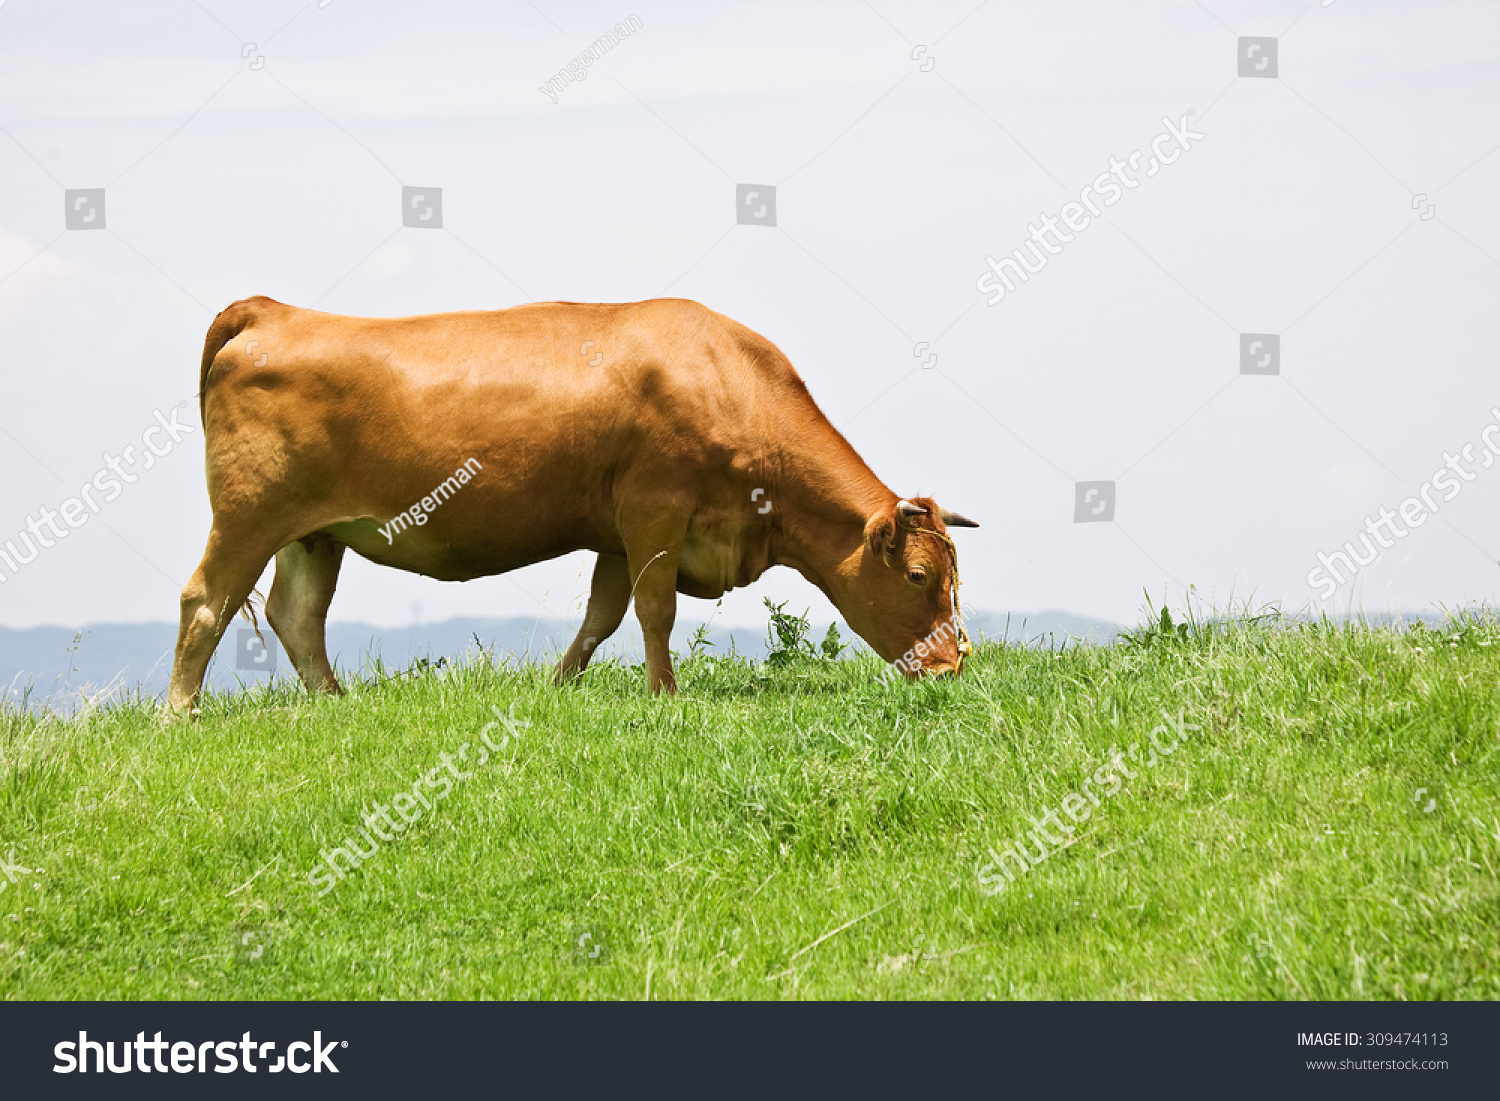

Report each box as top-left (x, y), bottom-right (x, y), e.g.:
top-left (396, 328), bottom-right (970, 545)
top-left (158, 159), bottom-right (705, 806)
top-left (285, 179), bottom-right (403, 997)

top-left (167, 296), bottom-right (978, 714)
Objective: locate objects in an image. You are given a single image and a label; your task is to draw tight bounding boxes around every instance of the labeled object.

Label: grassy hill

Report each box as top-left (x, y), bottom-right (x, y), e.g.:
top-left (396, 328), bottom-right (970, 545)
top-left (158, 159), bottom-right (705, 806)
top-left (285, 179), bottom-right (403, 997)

top-left (1, 609), bottom-right (1496, 999)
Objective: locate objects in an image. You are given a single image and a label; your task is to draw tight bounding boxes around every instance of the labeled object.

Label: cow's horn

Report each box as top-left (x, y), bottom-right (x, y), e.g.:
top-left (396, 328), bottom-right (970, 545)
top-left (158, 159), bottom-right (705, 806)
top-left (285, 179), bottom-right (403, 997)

top-left (896, 499), bottom-right (928, 518)
top-left (940, 507), bottom-right (980, 529)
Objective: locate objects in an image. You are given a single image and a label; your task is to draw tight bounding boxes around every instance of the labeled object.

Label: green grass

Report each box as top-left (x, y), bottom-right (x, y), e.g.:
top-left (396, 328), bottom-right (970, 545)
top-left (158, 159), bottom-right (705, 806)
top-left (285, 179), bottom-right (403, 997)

top-left (1, 609), bottom-right (1497, 1000)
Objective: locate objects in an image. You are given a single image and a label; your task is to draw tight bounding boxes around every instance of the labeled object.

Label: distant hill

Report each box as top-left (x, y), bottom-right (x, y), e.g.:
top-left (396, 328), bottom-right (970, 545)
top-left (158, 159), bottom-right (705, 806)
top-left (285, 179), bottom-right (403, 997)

top-left (963, 610), bottom-right (1123, 648)
top-left (0, 608), bottom-right (1129, 713)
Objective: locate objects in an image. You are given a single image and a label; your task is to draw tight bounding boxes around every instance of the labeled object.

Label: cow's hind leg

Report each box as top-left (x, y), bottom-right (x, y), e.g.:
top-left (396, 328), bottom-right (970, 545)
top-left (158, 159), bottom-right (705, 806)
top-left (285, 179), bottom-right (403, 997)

top-left (167, 527), bottom-right (279, 715)
top-left (266, 534), bottom-right (347, 697)
top-left (554, 553), bottom-right (630, 684)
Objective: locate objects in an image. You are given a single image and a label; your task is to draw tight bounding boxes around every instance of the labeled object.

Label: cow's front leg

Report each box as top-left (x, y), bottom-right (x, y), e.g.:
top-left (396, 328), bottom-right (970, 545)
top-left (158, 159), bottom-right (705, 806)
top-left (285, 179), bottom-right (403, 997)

top-left (623, 532), bottom-right (686, 696)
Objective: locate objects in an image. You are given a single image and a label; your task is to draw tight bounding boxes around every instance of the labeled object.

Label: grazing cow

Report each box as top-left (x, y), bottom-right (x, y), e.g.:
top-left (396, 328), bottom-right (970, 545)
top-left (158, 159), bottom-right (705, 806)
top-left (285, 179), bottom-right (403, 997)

top-left (167, 296), bottom-right (978, 713)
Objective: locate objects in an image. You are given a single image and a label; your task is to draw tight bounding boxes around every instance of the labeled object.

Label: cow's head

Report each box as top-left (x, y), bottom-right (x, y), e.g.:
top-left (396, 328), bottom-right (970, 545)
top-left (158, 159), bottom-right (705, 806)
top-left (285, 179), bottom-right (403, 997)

top-left (844, 496), bottom-right (979, 678)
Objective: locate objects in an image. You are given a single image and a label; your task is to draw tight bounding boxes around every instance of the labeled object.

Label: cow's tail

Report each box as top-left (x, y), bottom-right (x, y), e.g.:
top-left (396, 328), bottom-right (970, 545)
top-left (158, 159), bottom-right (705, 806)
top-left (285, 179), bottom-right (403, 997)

top-left (239, 586), bottom-right (268, 639)
top-left (197, 297), bottom-right (265, 422)
top-left (197, 298), bottom-right (271, 627)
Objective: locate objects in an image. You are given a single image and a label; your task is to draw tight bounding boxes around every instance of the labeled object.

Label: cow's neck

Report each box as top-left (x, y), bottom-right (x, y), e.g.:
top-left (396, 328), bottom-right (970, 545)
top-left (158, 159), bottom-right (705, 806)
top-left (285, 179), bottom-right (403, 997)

top-left (766, 447), bottom-right (892, 603)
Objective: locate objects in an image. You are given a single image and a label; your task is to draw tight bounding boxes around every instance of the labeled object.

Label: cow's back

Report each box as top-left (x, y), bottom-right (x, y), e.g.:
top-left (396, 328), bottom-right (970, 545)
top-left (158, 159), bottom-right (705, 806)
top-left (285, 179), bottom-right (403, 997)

top-left (203, 296), bottom-right (778, 452)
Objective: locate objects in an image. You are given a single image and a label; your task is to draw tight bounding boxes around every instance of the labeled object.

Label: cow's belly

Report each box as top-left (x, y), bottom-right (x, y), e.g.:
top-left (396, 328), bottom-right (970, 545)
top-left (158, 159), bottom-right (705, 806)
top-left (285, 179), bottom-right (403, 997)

top-left (315, 507), bottom-right (758, 595)
top-left (324, 518), bottom-right (579, 582)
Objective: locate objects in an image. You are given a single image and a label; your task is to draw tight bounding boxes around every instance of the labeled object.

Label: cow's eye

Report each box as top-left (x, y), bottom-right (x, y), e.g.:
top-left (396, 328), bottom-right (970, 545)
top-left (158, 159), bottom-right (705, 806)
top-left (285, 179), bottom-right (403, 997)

top-left (907, 567), bottom-right (927, 585)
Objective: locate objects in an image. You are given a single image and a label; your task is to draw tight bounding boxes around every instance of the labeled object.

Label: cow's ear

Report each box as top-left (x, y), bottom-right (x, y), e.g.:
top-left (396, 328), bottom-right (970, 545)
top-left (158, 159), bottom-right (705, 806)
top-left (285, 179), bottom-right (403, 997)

top-left (865, 514), bottom-right (897, 557)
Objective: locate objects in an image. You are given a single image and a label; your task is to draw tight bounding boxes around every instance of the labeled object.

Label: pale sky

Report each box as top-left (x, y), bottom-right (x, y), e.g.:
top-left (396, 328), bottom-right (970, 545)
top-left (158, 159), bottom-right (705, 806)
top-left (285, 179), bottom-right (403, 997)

top-left (2, 0), bottom-right (1498, 636)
